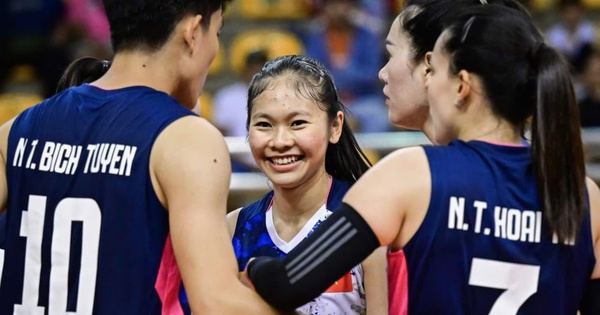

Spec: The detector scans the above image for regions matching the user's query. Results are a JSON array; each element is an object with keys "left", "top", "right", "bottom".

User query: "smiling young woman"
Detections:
[{"left": 227, "top": 55, "right": 388, "bottom": 315}]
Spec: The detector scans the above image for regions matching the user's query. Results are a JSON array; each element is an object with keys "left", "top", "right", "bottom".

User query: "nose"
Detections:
[
  {"left": 378, "top": 66, "right": 387, "bottom": 84},
  {"left": 270, "top": 127, "right": 294, "bottom": 151}
]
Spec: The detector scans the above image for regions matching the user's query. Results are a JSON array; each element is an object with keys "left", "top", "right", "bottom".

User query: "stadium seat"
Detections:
[
  {"left": 209, "top": 46, "right": 226, "bottom": 76},
  {"left": 0, "top": 93, "right": 43, "bottom": 125},
  {"left": 529, "top": 0, "right": 553, "bottom": 11},
  {"left": 229, "top": 30, "right": 305, "bottom": 74},
  {"left": 582, "top": 0, "right": 600, "bottom": 9},
  {"left": 238, "top": 0, "right": 310, "bottom": 19}
]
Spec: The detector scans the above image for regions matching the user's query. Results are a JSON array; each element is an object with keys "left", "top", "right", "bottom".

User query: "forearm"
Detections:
[
  {"left": 247, "top": 203, "right": 380, "bottom": 312},
  {"left": 364, "top": 247, "right": 389, "bottom": 315},
  {"left": 188, "top": 282, "right": 281, "bottom": 315}
]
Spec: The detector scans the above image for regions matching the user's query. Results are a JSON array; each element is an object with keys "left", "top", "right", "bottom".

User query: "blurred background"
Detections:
[{"left": 1, "top": 0, "right": 599, "bottom": 210}]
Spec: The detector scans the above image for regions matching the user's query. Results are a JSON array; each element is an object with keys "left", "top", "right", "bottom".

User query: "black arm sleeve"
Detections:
[
  {"left": 246, "top": 202, "right": 380, "bottom": 312},
  {"left": 580, "top": 278, "right": 600, "bottom": 315}
]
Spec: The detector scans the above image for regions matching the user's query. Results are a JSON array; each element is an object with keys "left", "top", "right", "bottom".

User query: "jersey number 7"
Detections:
[{"left": 469, "top": 257, "right": 540, "bottom": 315}]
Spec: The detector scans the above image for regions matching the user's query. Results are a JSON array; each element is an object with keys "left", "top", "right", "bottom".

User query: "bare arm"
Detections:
[
  {"left": 587, "top": 177, "right": 600, "bottom": 280},
  {"left": 363, "top": 247, "right": 388, "bottom": 315},
  {"left": 227, "top": 207, "right": 242, "bottom": 238},
  {"left": 343, "top": 146, "right": 431, "bottom": 249},
  {"left": 579, "top": 178, "right": 600, "bottom": 315},
  {"left": 245, "top": 147, "right": 430, "bottom": 311},
  {"left": 151, "top": 116, "right": 279, "bottom": 315},
  {"left": 0, "top": 119, "right": 15, "bottom": 215}
]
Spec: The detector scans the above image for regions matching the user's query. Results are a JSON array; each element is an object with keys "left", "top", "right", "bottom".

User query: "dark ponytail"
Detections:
[
  {"left": 56, "top": 57, "right": 111, "bottom": 93},
  {"left": 443, "top": 6, "right": 586, "bottom": 243},
  {"left": 530, "top": 44, "right": 586, "bottom": 243},
  {"left": 324, "top": 101, "right": 371, "bottom": 183}
]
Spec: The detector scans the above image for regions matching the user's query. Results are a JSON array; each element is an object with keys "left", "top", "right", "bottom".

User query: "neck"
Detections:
[
  {"left": 457, "top": 108, "right": 522, "bottom": 145},
  {"left": 457, "top": 99, "right": 522, "bottom": 145},
  {"left": 91, "top": 50, "right": 180, "bottom": 97},
  {"left": 271, "top": 171, "right": 331, "bottom": 225}
]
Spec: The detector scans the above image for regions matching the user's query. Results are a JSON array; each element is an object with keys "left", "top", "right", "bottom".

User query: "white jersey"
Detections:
[{"left": 265, "top": 203, "right": 366, "bottom": 315}]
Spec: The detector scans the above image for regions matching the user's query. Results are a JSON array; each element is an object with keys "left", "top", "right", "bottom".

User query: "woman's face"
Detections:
[
  {"left": 379, "top": 17, "right": 429, "bottom": 130},
  {"left": 424, "top": 31, "right": 462, "bottom": 145},
  {"left": 248, "top": 78, "right": 342, "bottom": 189}
]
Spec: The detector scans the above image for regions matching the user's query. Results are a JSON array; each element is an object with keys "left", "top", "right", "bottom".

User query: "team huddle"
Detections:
[{"left": 0, "top": 0, "right": 598, "bottom": 314}]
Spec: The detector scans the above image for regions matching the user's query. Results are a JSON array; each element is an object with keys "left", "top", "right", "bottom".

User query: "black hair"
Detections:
[
  {"left": 56, "top": 57, "right": 111, "bottom": 93},
  {"left": 102, "top": 0, "right": 231, "bottom": 53},
  {"left": 400, "top": 0, "right": 530, "bottom": 66},
  {"left": 247, "top": 55, "right": 371, "bottom": 183},
  {"left": 443, "top": 5, "right": 586, "bottom": 243}
]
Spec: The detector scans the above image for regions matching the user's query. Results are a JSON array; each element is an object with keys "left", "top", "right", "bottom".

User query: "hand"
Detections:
[{"left": 240, "top": 258, "right": 256, "bottom": 290}]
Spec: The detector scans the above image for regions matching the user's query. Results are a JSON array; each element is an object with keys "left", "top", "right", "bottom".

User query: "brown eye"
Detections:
[
  {"left": 254, "top": 122, "right": 270, "bottom": 128},
  {"left": 291, "top": 120, "right": 307, "bottom": 127}
]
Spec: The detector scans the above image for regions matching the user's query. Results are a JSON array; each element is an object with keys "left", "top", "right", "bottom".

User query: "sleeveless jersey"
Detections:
[
  {"left": 0, "top": 84, "right": 195, "bottom": 314},
  {"left": 389, "top": 140, "right": 596, "bottom": 315},
  {"left": 233, "top": 178, "right": 367, "bottom": 315}
]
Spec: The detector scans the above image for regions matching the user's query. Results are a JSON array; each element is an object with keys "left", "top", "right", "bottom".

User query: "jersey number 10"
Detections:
[{"left": 15, "top": 195, "right": 101, "bottom": 315}]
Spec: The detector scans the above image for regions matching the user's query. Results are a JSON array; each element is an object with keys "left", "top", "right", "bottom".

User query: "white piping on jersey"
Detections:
[{"left": 266, "top": 203, "right": 328, "bottom": 254}]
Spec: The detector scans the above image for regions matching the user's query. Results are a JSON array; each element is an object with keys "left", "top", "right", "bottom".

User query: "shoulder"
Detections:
[
  {"left": 380, "top": 145, "right": 429, "bottom": 170},
  {"left": 0, "top": 118, "right": 15, "bottom": 165},
  {"left": 345, "top": 146, "right": 430, "bottom": 208},
  {"left": 150, "top": 116, "right": 230, "bottom": 203},
  {"left": 236, "top": 191, "right": 275, "bottom": 224},
  {"left": 587, "top": 178, "right": 600, "bottom": 243},
  {"left": 151, "top": 116, "right": 228, "bottom": 174},
  {"left": 154, "top": 116, "right": 225, "bottom": 151},
  {"left": 343, "top": 146, "right": 431, "bottom": 246}
]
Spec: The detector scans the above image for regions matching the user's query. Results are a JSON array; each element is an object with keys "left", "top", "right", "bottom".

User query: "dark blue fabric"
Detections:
[
  {"left": 233, "top": 178, "right": 351, "bottom": 270},
  {"left": 402, "top": 140, "right": 596, "bottom": 314},
  {"left": 0, "top": 84, "right": 194, "bottom": 314}
]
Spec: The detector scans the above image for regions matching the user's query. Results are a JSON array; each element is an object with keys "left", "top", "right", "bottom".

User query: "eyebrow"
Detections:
[{"left": 251, "top": 110, "right": 311, "bottom": 121}]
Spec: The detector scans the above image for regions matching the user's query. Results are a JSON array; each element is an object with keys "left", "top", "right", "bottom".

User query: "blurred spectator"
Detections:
[
  {"left": 303, "top": 0, "right": 390, "bottom": 132},
  {"left": 212, "top": 50, "right": 269, "bottom": 171},
  {"left": 0, "top": 0, "right": 68, "bottom": 97},
  {"left": 0, "top": 0, "right": 111, "bottom": 98},
  {"left": 546, "top": 0, "right": 595, "bottom": 74},
  {"left": 63, "top": 0, "right": 112, "bottom": 59},
  {"left": 578, "top": 49, "right": 600, "bottom": 127}
]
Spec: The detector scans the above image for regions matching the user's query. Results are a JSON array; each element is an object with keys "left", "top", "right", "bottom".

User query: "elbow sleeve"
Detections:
[{"left": 247, "top": 202, "right": 380, "bottom": 311}]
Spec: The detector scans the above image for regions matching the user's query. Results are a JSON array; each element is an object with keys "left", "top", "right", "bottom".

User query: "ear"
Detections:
[
  {"left": 456, "top": 69, "right": 472, "bottom": 101},
  {"left": 329, "top": 111, "right": 344, "bottom": 144},
  {"left": 182, "top": 15, "right": 204, "bottom": 54},
  {"left": 423, "top": 52, "right": 433, "bottom": 77}
]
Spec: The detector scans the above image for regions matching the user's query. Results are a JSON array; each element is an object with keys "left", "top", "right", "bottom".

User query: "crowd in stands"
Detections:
[{"left": 1, "top": 0, "right": 600, "bottom": 132}]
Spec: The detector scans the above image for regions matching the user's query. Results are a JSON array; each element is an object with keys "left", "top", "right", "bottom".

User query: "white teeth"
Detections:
[{"left": 272, "top": 157, "right": 298, "bottom": 165}]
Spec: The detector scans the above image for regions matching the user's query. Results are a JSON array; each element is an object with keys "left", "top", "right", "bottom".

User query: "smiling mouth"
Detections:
[{"left": 269, "top": 156, "right": 301, "bottom": 165}]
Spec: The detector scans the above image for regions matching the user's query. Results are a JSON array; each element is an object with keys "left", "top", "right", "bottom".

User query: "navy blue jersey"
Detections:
[
  {"left": 232, "top": 178, "right": 368, "bottom": 314},
  {"left": 0, "top": 85, "right": 194, "bottom": 314},
  {"left": 393, "top": 140, "right": 596, "bottom": 315},
  {"left": 232, "top": 177, "right": 350, "bottom": 270}
]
